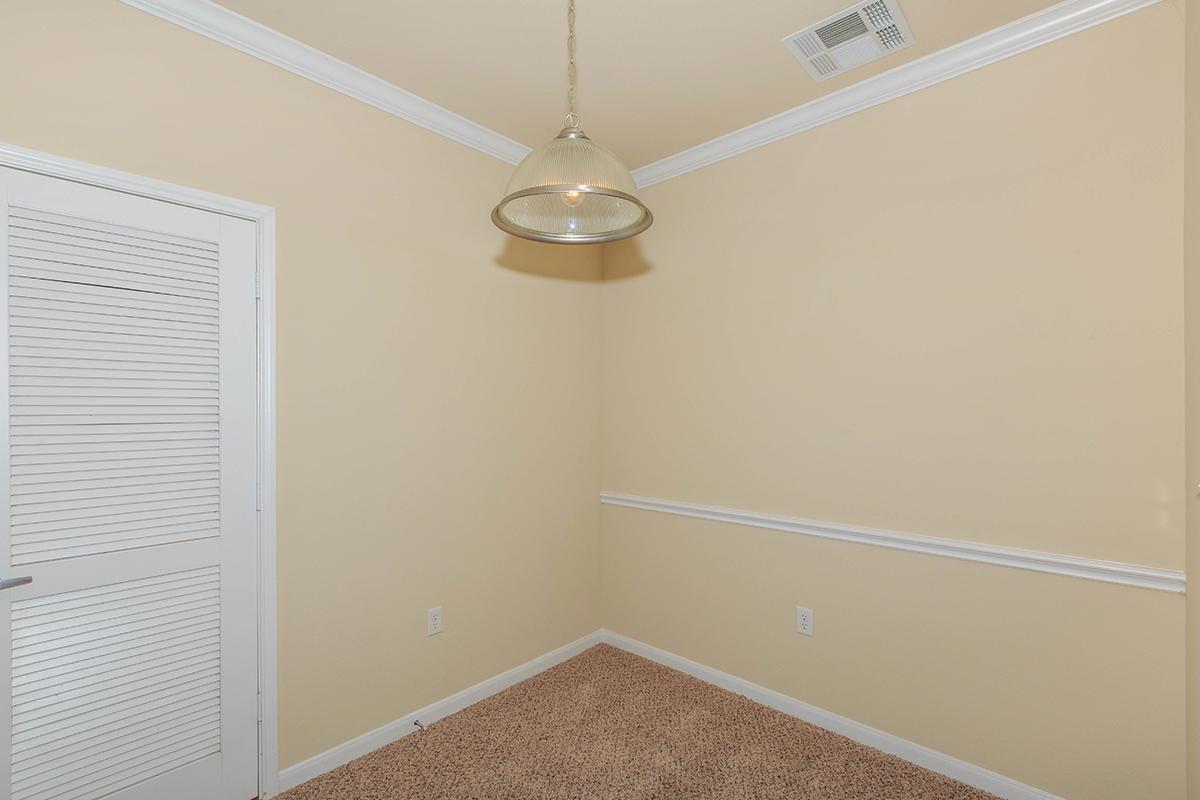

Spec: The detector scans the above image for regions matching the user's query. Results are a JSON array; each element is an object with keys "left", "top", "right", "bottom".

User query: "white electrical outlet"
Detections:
[
  {"left": 796, "top": 606, "right": 814, "bottom": 636},
  {"left": 427, "top": 606, "right": 443, "bottom": 636}
]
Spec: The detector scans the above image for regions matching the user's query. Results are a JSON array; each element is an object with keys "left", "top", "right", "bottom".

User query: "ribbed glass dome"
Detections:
[{"left": 491, "top": 127, "right": 652, "bottom": 244}]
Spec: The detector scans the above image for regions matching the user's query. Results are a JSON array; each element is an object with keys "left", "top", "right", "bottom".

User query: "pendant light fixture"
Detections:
[{"left": 492, "top": 0, "right": 652, "bottom": 244}]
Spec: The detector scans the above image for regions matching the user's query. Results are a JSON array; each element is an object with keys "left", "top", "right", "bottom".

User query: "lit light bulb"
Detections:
[{"left": 561, "top": 190, "right": 584, "bottom": 207}]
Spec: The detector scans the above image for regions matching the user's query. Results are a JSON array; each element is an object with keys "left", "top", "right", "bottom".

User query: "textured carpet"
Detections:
[{"left": 279, "top": 644, "right": 998, "bottom": 799}]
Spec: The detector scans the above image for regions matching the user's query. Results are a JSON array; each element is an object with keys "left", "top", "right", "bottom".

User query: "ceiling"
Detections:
[{"left": 214, "top": 0, "right": 1062, "bottom": 168}]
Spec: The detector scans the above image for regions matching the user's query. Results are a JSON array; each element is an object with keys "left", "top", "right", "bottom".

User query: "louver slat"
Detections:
[
  {"left": 10, "top": 568, "right": 221, "bottom": 800},
  {"left": 9, "top": 204, "right": 220, "bottom": 565},
  {"left": 1, "top": 170, "right": 260, "bottom": 800}
]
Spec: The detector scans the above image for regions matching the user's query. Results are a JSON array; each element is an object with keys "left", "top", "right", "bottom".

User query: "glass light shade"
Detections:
[{"left": 492, "top": 127, "right": 652, "bottom": 244}]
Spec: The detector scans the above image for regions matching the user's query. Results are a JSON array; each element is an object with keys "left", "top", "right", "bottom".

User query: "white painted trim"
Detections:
[
  {"left": 255, "top": 212, "right": 280, "bottom": 797},
  {"left": 600, "top": 492, "right": 1186, "bottom": 593},
  {"left": 277, "top": 631, "right": 606, "bottom": 792},
  {"left": 117, "top": 0, "right": 1161, "bottom": 188},
  {"left": 274, "top": 627, "right": 1062, "bottom": 799},
  {"left": 0, "top": 142, "right": 274, "bottom": 220},
  {"left": 117, "top": 0, "right": 531, "bottom": 166},
  {"left": 598, "top": 630, "right": 1064, "bottom": 800},
  {"left": 0, "top": 141, "right": 282, "bottom": 799},
  {"left": 631, "top": 0, "right": 1166, "bottom": 187}
]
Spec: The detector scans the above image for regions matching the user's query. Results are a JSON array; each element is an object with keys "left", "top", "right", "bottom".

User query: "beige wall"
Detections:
[
  {"left": 602, "top": 4, "right": 1187, "bottom": 798},
  {"left": 0, "top": 0, "right": 604, "bottom": 769},
  {"left": 0, "top": 0, "right": 1193, "bottom": 797},
  {"left": 1187, "top": 0, "right": 1200, "bottom": 794}
]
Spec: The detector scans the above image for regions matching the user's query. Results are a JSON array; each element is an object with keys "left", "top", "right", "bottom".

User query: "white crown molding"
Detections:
[
  {"left": 119, "top": 0, "right": 1161, "bottom": 186},
  {"left": 600, "top": 492, "right": 1186, "bottom": 593},
  {"left": 118, "top": 0, "right": 532, "bottom": 166},
  {"left": 631, "top": 0, "right": 1166, "bottom": 187},
  {"left": 600, "top": 631, "right": 1064, "bottom": 800}
]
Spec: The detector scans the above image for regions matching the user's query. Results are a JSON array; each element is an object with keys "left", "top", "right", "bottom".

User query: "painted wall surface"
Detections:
[
  {"left": 0, "top": 0, "right": 1193, "bottom": 797},
  {"left": 601, "top": 5, "right": 1187, "bottom": 798},
  {"left": 0, "top": 0, "right": 604, "bottom": 769},
  {"left": 1186, "top": 0, "right": 1200, "bottom": 795}
]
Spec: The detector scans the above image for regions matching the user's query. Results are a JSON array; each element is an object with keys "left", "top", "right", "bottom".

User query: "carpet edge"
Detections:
[
  {"left": 275, "top": 630, "right": 606, "bottom": 794},
  {"left": 598, "top": 629, "right": 1064, "bottom": 800}
]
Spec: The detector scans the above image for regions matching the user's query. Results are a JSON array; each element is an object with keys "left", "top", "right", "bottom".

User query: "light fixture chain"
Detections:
[{"left": 566, "top": 0, "right": 577, "bottom": 125}]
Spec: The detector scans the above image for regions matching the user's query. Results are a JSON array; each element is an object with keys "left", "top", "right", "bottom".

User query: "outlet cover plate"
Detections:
[{"left": 796, "top": 606, "right": 814, "bottom": 636}]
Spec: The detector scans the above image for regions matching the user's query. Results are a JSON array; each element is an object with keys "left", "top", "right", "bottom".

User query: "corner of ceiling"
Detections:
[
  {"left": 117, "top": 0, "right": 533, "bottom": 165},
  {"left": 121, "top": 0, "right": 1165, "bottom": 191},
  {"left": 628, "top": 0, "right": 1166, "bottom": 188}
]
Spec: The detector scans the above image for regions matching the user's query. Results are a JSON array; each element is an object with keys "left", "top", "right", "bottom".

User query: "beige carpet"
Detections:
[{"left": 279, "top": 644, "right": 998, "bottom": 799}]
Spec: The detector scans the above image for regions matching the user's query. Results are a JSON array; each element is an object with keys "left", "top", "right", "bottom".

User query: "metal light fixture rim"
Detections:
[{"left": 491, "top": 183, "right": 654, "bottom": 245}]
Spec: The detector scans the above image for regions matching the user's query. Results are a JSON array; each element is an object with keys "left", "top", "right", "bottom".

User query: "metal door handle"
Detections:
[{"left": 0, "top": 576, "right": 32, "bottom": 591}]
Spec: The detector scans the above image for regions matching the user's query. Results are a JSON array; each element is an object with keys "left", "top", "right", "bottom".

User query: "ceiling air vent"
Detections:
[{"left": 782, "top": 0, "right": 914, "bottom": 82}]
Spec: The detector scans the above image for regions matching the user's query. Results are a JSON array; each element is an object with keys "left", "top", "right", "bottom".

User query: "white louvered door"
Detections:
[{"left": 0, "top": 167, "right": 259, "bottom": 800}]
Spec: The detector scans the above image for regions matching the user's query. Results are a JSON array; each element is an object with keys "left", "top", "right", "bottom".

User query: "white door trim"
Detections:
[{"left": 0, "top": 142, "right": 281, "bottom": 798}]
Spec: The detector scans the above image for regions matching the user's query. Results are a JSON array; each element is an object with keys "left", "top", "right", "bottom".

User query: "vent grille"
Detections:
[
  {"left": 877, "top": 23, "right": 905, "bottom": 49},
  {"left": 861, "top": 0, "right": 893, "bottom": 26},
  {"left": 815, "top": 13, "right": 868, "bottom": 48},
  {"left": 809, "top": 54, "right": 838, "bottom": 77},
  {"left": 782, "top": 0, "right": 914, "bottom": 82},
  {"left": 791, "top": 31, "right": 824, "bottom": 59}
]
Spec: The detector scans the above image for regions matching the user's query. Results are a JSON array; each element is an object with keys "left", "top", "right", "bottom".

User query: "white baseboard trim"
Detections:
[
  {"left": 598, "top": 630, "right": 1064, "bottom": 800},
  {"left": 275, "top": 630, "right": 605, "bottom": 793},
  {"left": 600, "top": 492, "right": 1186, "bottom": 594},
  {"left": 277, "top": 627, "right": 1062, "bottom": 800}
]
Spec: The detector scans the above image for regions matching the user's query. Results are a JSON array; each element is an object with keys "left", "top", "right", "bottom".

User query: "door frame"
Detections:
[{"left": 0, "top": 142, "right": 281, "bottom": 798}]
